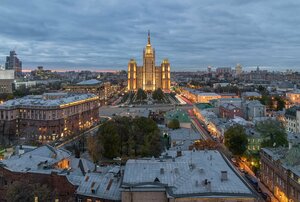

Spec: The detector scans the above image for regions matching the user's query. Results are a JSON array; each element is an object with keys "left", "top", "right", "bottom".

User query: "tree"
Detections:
[
  {"left": 224, "top": 125, "right": 248, "bottom": 156},
  {"left": 87, "top": 135, "right": 103, "bottom": 170},
  {"left": 92, "top": 116, "right": 162, "bottom": 159},
  {"left": 6, "top": 181, "right": 53, "bottom": 202},
  {"left": 274, "top": 96, "right": 285, "bottom": 111},
  {"left": 98, "top": 121, "right": 121, "bottom": 158},
  {"left": 255, "top": 119, "right": 288, "bottom": 148},
  {"left": 152, "top": 88, "right": 164, "bottom": 101},
  {"left": 136, "top": 88, "right": 147, "bottom": 101},
  {"left": 257, "top": 85, "right": 268, "bottom": 95},
  {"left": 167, "top": 119, "right": 180, "bottom": 129}
]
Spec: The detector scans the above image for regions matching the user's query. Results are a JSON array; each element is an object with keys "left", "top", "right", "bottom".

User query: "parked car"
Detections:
[
  {"left": 261, "top": 192, "right": 271, "bottom": 202},
  {"left": 245, "top": 174, "right": 258, "bottom": 189},
  {"left": 256, "top": 187, "right": 262, "bottom": 193}
]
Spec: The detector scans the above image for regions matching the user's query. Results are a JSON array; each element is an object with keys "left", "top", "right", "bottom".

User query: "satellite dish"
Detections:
[{"left": 273, "top": 142, "right": 276, "bottom": 147}]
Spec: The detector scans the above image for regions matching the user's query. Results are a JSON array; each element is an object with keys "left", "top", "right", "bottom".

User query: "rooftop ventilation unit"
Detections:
[{"left": 221, "top": 171, "right": 228, "bottom": 181}]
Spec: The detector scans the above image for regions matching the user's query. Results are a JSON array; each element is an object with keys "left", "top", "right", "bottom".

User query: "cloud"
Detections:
[{"left": 0, "top": 0, "right": 299, "bottom": 71}]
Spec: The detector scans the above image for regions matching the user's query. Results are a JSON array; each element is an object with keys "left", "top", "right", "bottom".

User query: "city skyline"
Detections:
[{"left": 1, "top": 0, "right": 300, "bottom": 71}]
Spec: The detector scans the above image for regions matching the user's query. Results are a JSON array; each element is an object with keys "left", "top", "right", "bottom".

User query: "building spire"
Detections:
[{"left": 148, "top": 30, "right": 151, "bottom": 44}]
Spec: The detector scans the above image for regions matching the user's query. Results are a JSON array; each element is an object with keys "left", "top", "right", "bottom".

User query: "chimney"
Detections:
[
  {"left": 199, "top": 168, "right": 204, "bottom": 174},
  {"left": 289, "top": 142, "right": 294, "bottom": 150},
  {"left": 174, "top": 168, "right": 179, "bottom": 174},
  {"left": 176, "top": 150, "right": 182, "bottom": 157},
  {"left": 160, "top": 168, "right": 164, "bottom": 174},
  {"left": 206, "top": 181, "right": 211, "bottom": 191},
  {"left": 221, "top": 171, "right": 228, "bottom": 181},
  {"left": 189, "top": 163, "right": 196, "bottom": 170}
]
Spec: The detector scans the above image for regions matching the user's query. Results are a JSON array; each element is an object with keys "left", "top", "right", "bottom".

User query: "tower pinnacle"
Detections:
[{"left": 148, "top": 30, "right": 151, "bottom": 44}]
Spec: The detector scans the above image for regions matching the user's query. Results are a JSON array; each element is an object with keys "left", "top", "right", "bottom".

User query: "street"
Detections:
[{"left": 186, "top": 108, "right": 269, "bottom": 202}]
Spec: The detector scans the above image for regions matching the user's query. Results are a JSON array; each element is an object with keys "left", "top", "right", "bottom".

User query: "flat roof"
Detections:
[{"left": 0, "top": 93, "right": 98, "bottom": 109}]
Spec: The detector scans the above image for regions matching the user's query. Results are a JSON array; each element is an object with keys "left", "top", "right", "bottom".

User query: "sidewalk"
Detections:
[{"left": 240, "top": 161, "right": 278, "bottom": 202}]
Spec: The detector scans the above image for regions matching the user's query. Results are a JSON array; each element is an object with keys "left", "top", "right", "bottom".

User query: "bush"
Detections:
[{"left": 167, "top": 119, "right": 180, "bottom": 129}]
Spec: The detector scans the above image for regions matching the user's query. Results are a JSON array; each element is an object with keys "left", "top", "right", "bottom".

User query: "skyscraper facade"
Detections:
[
  {"left": 5, "top": 50, "right": 22, "bottom": 77},
  {"left": 128, "top": 31, "right": 170, "bottom": 91}
]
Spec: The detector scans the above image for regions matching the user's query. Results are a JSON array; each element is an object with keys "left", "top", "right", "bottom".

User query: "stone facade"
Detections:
[
  {"left": 127, "top": 31, "right": 170, "bottom": 91},
  {"left": 64, "top": 80, "right": 114, "bottom": 105},
  {"left": 260, "top": 147, "right": 300, "bottom": 202},
  {"left": 0, "top": 93, "right": 100, "bottom": 142}
]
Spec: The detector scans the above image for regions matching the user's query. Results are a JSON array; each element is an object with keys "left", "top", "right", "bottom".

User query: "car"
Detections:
[
  {"left": 231, "top": 158, "right": 237, "bottom": 163},
  {"left": 245, "top": 174, "right": 259, "bottom": 188},
  {"left": 256, "top": 187, "right": 262, "bottom": 193},
  {"left": 113, "top": 157, "right": 122, "bottom": 161},
  {"left": 261, "top": 192, "right": 271, "bottom": 201}
]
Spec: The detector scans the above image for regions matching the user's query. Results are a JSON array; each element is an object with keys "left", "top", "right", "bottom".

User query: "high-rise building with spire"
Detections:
[{"left": 128, "top": 31, "right": 170, "bottom": 91}]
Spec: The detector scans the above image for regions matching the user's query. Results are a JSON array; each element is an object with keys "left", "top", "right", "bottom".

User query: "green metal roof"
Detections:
[
  {"left": 194, "top": 103, "right": 213, "bottom": 110},
  {"left": 165, "top": 109, "right": 191, "bottom": 123}
]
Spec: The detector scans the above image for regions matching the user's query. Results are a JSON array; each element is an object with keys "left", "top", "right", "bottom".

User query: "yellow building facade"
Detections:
[{"left": 128, "top": 31, "right": 170, "bottom": 91}]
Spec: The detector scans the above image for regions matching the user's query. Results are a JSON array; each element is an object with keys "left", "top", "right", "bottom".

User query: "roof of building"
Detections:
[
  {"left": 262, "top": 146, "right": 300, "bottom": 177},
  {"left": 68, "top": 167, "right": 121, "bottom": 200},
  {"left": 194, "top": 103, "right": 213, "bottom": 110},
  {"left": 77, "top": 79, "right": 102, "bottom": 85},
  {"left": 166, "top": 128, "right": 200, "bottom": 141},
  {"left": 241, "top": 92, "right": 262, "bottom": 97},
  {"left": 183, "top": 88, "right": 220, "bottom": 97},
  {"left": 285, "top": 106, "right": 300, "bottom": 118},
  {"left": 230, "top": 116, "right": 252, "bottom": 126},
  {"left": 119, "top": 108, "right": 150, "bottom": 118},
  {"left": 245, "top": 100, "right": 264, "bottom": 107},
  {"left": 245, "top": 128, "right": 261, "bottom": 138},
  {"left": 0, "top": 145, "right": 122, "bottom": 200},
  {"left": 286, "top": 90, "right": 300, "bottom": 95},
  {"left": 165, "top": 109, "right": 191, "bottom": 123},
  {"left": 166, "top": 128, "right": 201, "bottom": 151},
  {"left": 220, "top": 103, "right": 240, "bottom": 110},
  {"left": 197, "top": 92, "right": 220, "bottom": 97},
  {"left": 122, "top": 150, "right": 256, "bottom": 198},
  {"left": 0, "top": 93, "right": 98, "bottom": 109},
  {"left": 278, "top": 81, "right": 294, "bottom": 89},
  {"left": 1, "top": 145, "right": 71, "bottom": 173},
  {"left": 218, "top": 98, "right": 242, "bottom": 102}
]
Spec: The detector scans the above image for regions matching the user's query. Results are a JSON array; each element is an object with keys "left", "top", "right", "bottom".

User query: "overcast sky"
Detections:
[{"left": 0, "top": 0, "right": 300, "bottom": 71}]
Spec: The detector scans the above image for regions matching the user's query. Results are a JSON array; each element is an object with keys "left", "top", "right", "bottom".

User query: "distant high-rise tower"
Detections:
[
  {"left": 5, "top": 50, "right": 22, "bottom": 77},
  {"left": 235, "top": 64, "right": 242, "bottom": 75},
  {"left": 128, "top": 31, "right": 170, "bottom": 91},
  {"left": 207, "top": 66, "right": 212, "bottom": 73}
]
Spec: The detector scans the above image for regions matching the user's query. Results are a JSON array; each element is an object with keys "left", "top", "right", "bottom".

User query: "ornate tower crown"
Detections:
[{"left": 145, "top": 30, "right": 153, "bottom": 55}]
